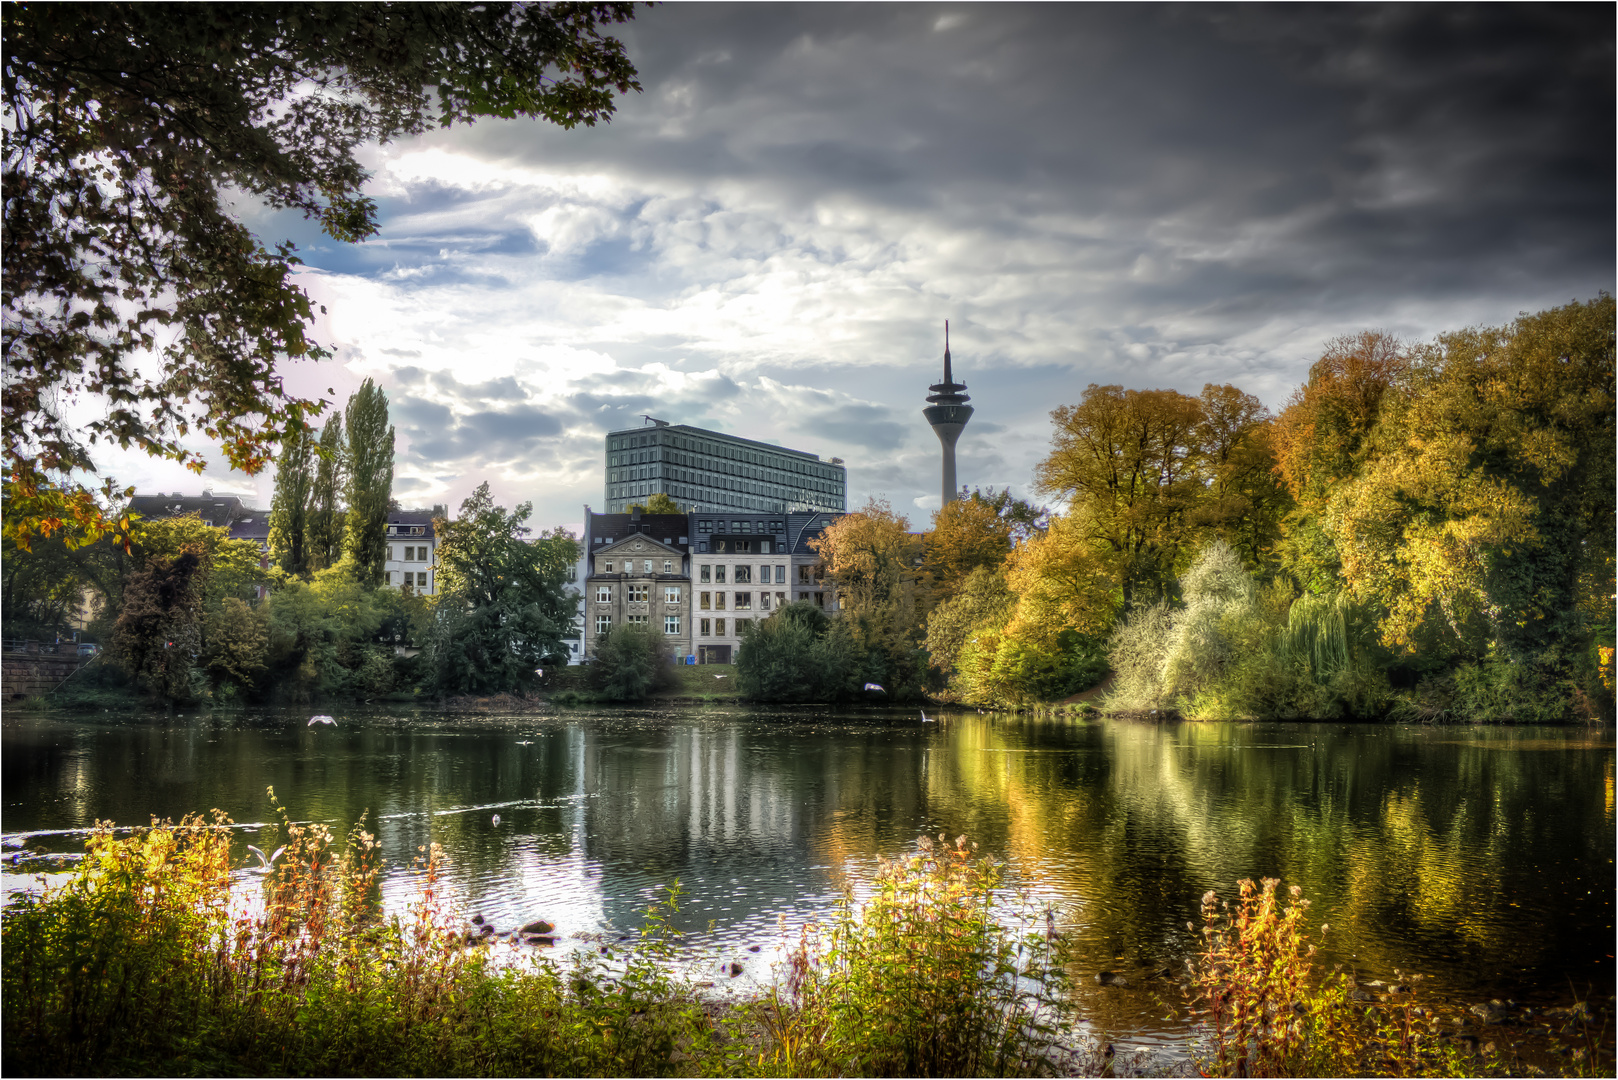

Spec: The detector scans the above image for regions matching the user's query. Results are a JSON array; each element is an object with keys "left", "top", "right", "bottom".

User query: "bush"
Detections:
[
  {"left": 590, "top": 623, "right": 675, "bottom": 702},
  {"left": 755, "top": 834, "right": 1077, "bottom": 1077},
  {"left": 1188, "top": 878, "right": 1513, "bottom": 1078}
]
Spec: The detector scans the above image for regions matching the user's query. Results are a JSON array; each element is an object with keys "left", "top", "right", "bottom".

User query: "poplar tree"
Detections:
[
  {"left": 343, "top": 380, "right": 394, "bottom": 587},
  {"left": 267, "top": 422, "right": 314, "bottom": 576},
  {"left": 306, "top": 416, "right": 346, "bottom": 572}
]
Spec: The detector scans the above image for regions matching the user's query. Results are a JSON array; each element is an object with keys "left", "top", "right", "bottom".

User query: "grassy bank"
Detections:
[{"left": 2, "top": 809, "right": 1607, "bottom": 1077}]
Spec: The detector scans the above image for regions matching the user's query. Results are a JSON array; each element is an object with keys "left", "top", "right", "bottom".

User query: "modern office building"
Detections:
[
  {"left": 923, "top": 322, "right": 973, "bottom": 506},
  {"left": 602, "top": 419, "right": 846, "bottom": 515}
]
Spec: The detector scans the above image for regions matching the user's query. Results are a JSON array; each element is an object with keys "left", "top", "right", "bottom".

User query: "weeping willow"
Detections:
[{"left": 1276, "top": 593, "right": 1351, "bottom": 681}]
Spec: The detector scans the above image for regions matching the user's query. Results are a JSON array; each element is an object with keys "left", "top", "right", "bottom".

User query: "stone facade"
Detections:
[{"left": 582, "top": 515, "right": 693, "bottom": 661}]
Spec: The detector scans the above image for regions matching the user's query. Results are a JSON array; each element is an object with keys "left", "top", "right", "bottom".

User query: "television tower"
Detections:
[{"left": 923, "top": 321, "right": 973, "bottom": 506}]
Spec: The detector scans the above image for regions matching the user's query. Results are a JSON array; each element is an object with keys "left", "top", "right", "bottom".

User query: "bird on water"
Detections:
[{"left": 308, "top": 714, "right": 336, "bottom": 726}]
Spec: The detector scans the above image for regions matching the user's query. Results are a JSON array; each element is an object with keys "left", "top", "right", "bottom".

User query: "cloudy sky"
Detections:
[{"left": 133, "top": 4, "right": 1613, "bottom": 530}]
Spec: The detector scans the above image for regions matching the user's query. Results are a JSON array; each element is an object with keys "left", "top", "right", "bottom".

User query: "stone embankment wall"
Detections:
[{"left": 3, "top": 643, "right": 94, "bottom": 699}]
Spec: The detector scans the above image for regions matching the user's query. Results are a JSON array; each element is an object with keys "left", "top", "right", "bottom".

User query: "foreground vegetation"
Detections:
[{"left": 3, "top": 808, "right": 1605, "bottom": 1077}]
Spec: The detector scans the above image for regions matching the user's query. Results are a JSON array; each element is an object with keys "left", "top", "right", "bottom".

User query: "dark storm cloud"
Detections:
[{"left": 436, "top": 3, "right": 1609, "bottom": 312}]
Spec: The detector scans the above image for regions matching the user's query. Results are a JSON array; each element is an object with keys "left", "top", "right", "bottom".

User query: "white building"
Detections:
[{"left": 383, "top": 508, "right": 443, "bottom": 594}]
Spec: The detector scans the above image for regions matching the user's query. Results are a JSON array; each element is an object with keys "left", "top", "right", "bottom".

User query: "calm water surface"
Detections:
[{"left": 3, "top": 706, "right": 1613, "bottom": 1047}]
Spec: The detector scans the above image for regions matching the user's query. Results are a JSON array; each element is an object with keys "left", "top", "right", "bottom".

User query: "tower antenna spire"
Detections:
[{"left": 923, "top": 320, "right": 973, "bottom": 506}]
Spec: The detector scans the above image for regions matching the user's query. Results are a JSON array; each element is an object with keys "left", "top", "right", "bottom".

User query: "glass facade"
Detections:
[{"left": 602, "top": 422, "right": 847, "bottom": 514}]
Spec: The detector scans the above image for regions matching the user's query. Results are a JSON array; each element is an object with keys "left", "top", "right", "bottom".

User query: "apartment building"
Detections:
[
  {"left": 582, "top": 511, "right": 693, "bottom": 661},
  {"left": 602, "top": 418, "right": 846, "bottom": 515},
  {"left": 127, "top": 490, "right": 271, "bottom": 597},
  {"left": 581, "top": 509, "right": 842, "bottom": 665},
  {"left": 383, "top": 509, "right": 444, "bottom": 595}
]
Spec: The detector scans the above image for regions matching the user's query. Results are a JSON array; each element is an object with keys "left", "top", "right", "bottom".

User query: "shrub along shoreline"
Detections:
[{"left": 2, "top": 807, "right": 1606, "bottom": 1077}]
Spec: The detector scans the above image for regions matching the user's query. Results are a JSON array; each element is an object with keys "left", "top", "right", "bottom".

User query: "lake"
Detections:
[{"left": 3, "top": 705, "right": 1612, "bottom": 1050}]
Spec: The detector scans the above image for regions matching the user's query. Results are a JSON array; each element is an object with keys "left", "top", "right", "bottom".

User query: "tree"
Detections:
[
  {"left": 922, "top": 488, "right": 1043, "bottom": 606},
  {"left": 1191, "top": 384, "right": 1291, "bottom": 569},
  {"left": 924, "top": 567, "right": 1015, "bottom": 675},
  {"left": 1270, "top": 332, "right": 1407, "bottom": 591},
  {"left": 810, "top": 498, "right": 928, "bottom": 697},
  {"left": 1033, "top": 385, "right": 1206, "bottom": 609},
  {"left": 1331, "top": 297, "right": 1615, "bottom": 670},
  {"left": 267, "top": 423, "right": 314, "bottom": 577},
  {"left": 306, "top": 416, "right": 346, "bottom": 572},
  {"left": 3, "top": 3, "right": 642, "bottom": 548},
  {"left": 629, "top": 493, "right": 681, "bottom": 514},
  {"left": 429, "top": 483, "right": 579, "bottom": 695},
  {"left": 112, "top": 549, "right": 207, "bottom": 702},
  {"left": 342, "top": 380, "right": 394, "bottom": 588},
  {"left": 737, "top": 602, "right": 862, "bottom": 702}
]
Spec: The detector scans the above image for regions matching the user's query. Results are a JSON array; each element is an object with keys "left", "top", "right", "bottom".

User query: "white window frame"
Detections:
[
  {"left": 665, "top": 586, "right": 682, "bottom": 604},
  {"left": 665, "top": 614, "right": 681, "bottom": 635},
  {"left": 595, "top": 585, "right": 612, "bottom": 603}
]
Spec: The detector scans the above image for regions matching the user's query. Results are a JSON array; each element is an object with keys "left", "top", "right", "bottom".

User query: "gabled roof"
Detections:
[
  {"left": 595, "top": 532, "right": 684, "bottom": 558},
  {"left": 587, "top": 512, "right": 690, "bottom": 551}
]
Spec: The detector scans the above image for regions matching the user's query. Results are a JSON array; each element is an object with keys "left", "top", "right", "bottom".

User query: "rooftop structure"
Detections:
[
  {"left": 603, "top": 420, "right": 846, "bottom": 515},
  {"left": 922, "top": 322, "right": 973, "bottom": 506}
]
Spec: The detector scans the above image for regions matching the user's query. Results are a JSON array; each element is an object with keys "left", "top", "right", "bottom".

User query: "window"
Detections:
[
  {"left": 798, "top": 564, "right": 811, "bottom": 583},
  {"left": 700, "top": 618, "right": 711, "bottom": 637},
  {"left": 388, "top": 546, "right": 395, "bottom": 561},
  {"left": 628, "top": 584, "right": 649, "bottom": 602},
  {"left": 411, "top": 526, "right": 424, "bottom": 536},
  {"left": 715, "top": 592, "right": 727, "bottom": 610},
  {"left": 714, "top": 618, "right": 726, "bottom": 636},
  {"left": 760, "top": 539, "right": 771, "bottom": 554},
  {"left": 776, "top": 591, "right": 787, "bottom": 607},
  {"left": 665, "top": 614, "right": 681, "bottom": 635},
  {"left": 737, "top": 520, "right": 752, "bottom": 534},
  {"left": 627, "top": 613, "right": 648, "bottom": 625},
  {"left": 770, "top": 520, "right": 783, "bottom": 532},
  {"left": 799, "top": 592, "right": 810, "bottom": 601},
  {"left": 389, "top": 526, "right": 398, "bottom": 535},
  {"left": 735, "top": 565, "right": 752, "bottom": 584},
  {"left": 665, "top": 586, "right": 682, "bottom": 604},
  {"left": 642, "top": 559, "right": 653, "bottom": 573},
  {"left": 700, "top": 592, "right": 711, "bottom": 610},
  {"left": 760, "top": 593, "right": 772, "bottom": 611},
  {"left": 663, "top": 559, "right": 673, "bottom": 574},
  {"left": 775, "top": 565, "right": 787, "bottom": 583},
  {"left": 595, "top": 586, "right": 612, "bottom": 602},
  {"left": 698, "top": 519, "right": 713, "bottom": 534},
  {"left": 715, "top": 565, "right": 727, "bottom": 584},
  {"left": 596, "top": 614, "right": 612, "bottom": 634},
  {"left": 735, "top": 592, "right": 752, "bottom": 610},
  {"left": 604, "top": 560, "right": 615, "bottom": 572},
  {"left": 736, "top": 539, "right": 753, "bottom": 553},
  {"left": 700, "top": 564, "right": 711, "bottom": 582}
]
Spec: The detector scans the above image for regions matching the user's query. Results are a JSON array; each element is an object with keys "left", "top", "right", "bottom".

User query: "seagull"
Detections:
[
  {"left": 864, "top": 682, "right": 884, "bottom": 692},
  {"left": 492, "top": 814, "right": 501, "bottom": 826},
  {"left": 920, "top": 710, "right": 936, "bottom": 723},
  {"left": 245, "top": 844, "right": 286, "bottom": 873},
  {"left": 308, "top": 714, "right": 336, "bottom": 726},
  {"left": 714, "top": 674, "right": 728, "bottom": 679}
]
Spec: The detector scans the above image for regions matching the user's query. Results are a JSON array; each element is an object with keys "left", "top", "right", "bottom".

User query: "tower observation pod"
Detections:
[{"left": 923, "top": 321, "right": 974, "bottom": 506}]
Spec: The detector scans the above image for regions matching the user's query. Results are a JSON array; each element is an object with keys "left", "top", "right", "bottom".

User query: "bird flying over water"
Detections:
[
  {"left": 920, "top": 710, "right": 935, "bottom": 722},
  {"left": 492, "top": 814, "right": 501, "bottom": 826},
  {"left": 714, "top": 674, "right": 728, "bottom": 679},
  {"left": 864, "top": 682, "right": 884, "bottom": 692},
  {"left": 308, "top": 715, "right": 336, "bottom": 726},
  {"left": 245, "top": 844, "right": 286, "bottom": 873}
]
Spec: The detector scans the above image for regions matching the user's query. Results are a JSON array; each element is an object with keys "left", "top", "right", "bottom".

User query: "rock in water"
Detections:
[
  {"left": 729, "top": 961, "right": 743, "bottom": 977},
  {"left": 520, "top": 919, "right": 555, "bottom": 935}
]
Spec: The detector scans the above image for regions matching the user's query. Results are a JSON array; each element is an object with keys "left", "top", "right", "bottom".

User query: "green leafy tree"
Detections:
[
  {"left": 111, "top": 550, "right": 208, "bottom": 702},
  {"left": 342, "top": 380, "right": 394, "bottom": 588},
  {"left": 268, "top": 422, "right": 315, "bottom": 577},
  {"left": 3, "top": 2, "right": 642, "bottom": 550},
  {"left": 629, "top": 493, "right": 681, "bottom": 514},
  {"left": 737, "top": 602, "right": 863, "bottom": 702},
  {"left": 924, "top": 567, "right": 1016, "bottom": 675},
  {"left": 204, "top": 597, "right": 270, "bottom": 695},
  {"left": 306, "top": 416, "right": 346, "bottom": 572},
  {"left": 1033, "top": 385, "right": 1207, "bottom": 610},
  {"left": 429, "top": 483, "right": 579, "bottom": 695}
]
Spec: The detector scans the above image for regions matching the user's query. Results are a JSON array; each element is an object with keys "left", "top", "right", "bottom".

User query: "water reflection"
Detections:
[{"left": 3, "top": 707, "right": 1612, "bottom": 1043}]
